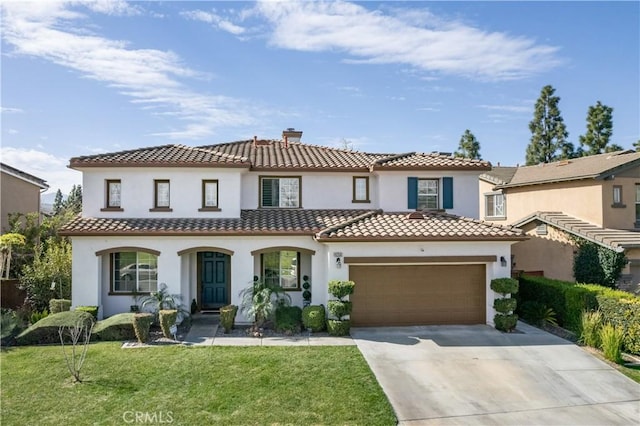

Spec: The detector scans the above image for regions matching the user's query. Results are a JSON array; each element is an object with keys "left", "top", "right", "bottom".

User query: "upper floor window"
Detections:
[
  {"left": 352, "top": 176, "right": 370, "bottom": 203},
  {"left": 262, "top": 250, "right": 299, "bottom": 290},
  {"left": 111, "top": 251, "right": 158, "bottom": 294},
  {"left": 612, "top": 185, "right": 624, "bottom": 207},
  {"left": 408, "top": 177, "right": 453, "bottom": 210},
  {"left": 154, "top": 180, "right": 170, "bottom": 209},
  {"left": 485, "top": 193, "right": 506, "bottom": 218},
  {"left": 105, "top": 179, "right": 121, "bottom": 209},
  {"left": 635, "top": 184, "right": 640, "bottom": 226},
  {"left": 261, "top": 177, "right": 300, "bottom": 208},
  {"left": 418, "top": 179, "right": 438, "bottom": 209},
  {"left": 200, "top": 180, "right": 219, "bottom": 210}
]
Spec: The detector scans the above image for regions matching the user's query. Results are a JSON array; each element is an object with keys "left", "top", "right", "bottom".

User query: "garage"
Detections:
[{"left": 349, "top": 264, "right": 486, "bottom": 326}]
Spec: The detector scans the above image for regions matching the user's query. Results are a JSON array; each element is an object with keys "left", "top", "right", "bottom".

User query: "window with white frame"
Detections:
[
  {"left": 111, "top": 252, "right": 158, "bottom": 293},
  {"left": 417, "top": 179, "right": 438, "bottom": 209},
  {"left": 261, "top": 177, "right": 300, "bottom": 208},
  {"left": 106, "top": 179, "right": 121, "bottom": 208},
  {"left": 262, "top": 250, "right": 299, "bottom": 289},
  {"left": 154, "top": 180, "right": 170, "bottom": 208},
  {"left": 485, "top": 193, "right": 506, "bottom": 218}
]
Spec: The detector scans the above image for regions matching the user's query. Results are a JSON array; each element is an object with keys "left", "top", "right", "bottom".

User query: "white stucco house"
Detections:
[{"left": 60, "top": 129, "right": 525, "bottom": 325}]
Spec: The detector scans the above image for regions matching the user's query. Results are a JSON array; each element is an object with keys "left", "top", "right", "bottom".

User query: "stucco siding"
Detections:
[
  {"left": 601, "top": 176, "right": 640, "bottom": 229},
  {"left": 1, "top": 171, "right": 42, "bottom": 232}
]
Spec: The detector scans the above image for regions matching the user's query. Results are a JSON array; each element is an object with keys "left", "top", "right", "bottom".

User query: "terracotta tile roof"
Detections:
[
  {"left": 69, "top": 144, "right": 249, "bottom": 168},
  {"left": 513, "top": 212, "right": 640, "bottom": 251},
  {"left": 1, "top": 162, "right": 49, "bottom": 189},
  {"left": 58, "top": 209, "right": 374, "bottom": 236},
  {"left": 479, "top": 166, "right": 518, "bottom": 185},
  {"left": 315, "top": 210, "right": 526, "bottom": 242},
  {"left": 496, "top": 151, "right": 640, "bottom": 188},
  {"left": 69, "top": 139, "right": 491, "bottom": 171}
]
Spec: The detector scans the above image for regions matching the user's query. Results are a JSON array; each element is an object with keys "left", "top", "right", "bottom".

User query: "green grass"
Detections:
[
  {"left": 1, "top": 343, "right": 396, "bottom": 425},
  {"left": 617, "top": 364, "right": 640, "bottom": 383}
]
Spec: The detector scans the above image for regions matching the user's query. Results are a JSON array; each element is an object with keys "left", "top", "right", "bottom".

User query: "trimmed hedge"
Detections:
[
  {"left": 92, "top": 313, "right": 136, "bottom": 341},
  {"left": 159, "top": 309, "right": 178, "bottom": 339},
  {"left": 16, "top": 311, "right": 94, "bottom": 345},
  {"left": 327, "top": 300, "right": 352, "bottom": 320},
  {"left": 490, "top": 278, "right": 518, "bottom": 295},
  {"left": 133, "top": 313, "right": 154, "bottom": 343},
  {"left": 328, "top": 280, "right": 355, "bottom": 300},
  {"left": 220, "top": 304, "right": 238, "bottom": 334},
  {"left": 302, "top": 305, "right": 326, "bottom": 332},
  {"left": 75, "top": 306, "right": 99, "bottom": 320},
  {"left": 275, "top": 306, "right": 302, "bottom": 334},
  {"left": 327, "top": 319, "right": 351, "bottom": 336},
  {"left": 49, "top": 299, "right": 71, "bottom": 314},
  {"left": 493, "top": 298, "right": 517, "bottom": 314},
  {"left": 517, "top": 275, "right": 640, "bottom": 354}
]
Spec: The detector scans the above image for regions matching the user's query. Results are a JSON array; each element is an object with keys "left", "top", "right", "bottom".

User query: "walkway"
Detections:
[{"left": 182, "top": 314, "right": 354, "bottom": 346}]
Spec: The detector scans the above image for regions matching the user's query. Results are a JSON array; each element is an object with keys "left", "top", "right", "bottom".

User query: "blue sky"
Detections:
[{"left": 1, "top": 1, "right": 638, "bottom": 195}]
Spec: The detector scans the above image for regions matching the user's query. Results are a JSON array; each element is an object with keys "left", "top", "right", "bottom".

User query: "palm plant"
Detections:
[
  {"left": 139, "top": 283, "right": 189, "bottom": 324},
  {"left": 239, "top": 278, "right": 291, "bottom": 330}
]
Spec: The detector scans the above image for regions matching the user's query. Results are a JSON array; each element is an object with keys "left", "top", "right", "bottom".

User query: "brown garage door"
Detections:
[{"left": 349, "top": 264, "right": 486, "bottom": 326}]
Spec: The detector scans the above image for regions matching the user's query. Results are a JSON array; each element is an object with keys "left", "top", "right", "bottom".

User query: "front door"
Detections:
[{"left": 200, "top": 252, "right": 229, "bottom": 309}]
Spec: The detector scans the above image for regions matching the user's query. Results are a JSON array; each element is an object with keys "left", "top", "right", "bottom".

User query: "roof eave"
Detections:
[{"left": 315, "top": 235, "right": 528, "bottom": 243}]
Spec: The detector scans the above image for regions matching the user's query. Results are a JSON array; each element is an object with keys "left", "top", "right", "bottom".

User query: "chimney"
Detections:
[
  {"left": 282, "top": 128, "right": 303, "bottom": 143},
  {"left": 283, "top": 135, "right": 289, "bottom": 148},
  {"left": 253, "top": 135, "right": 257, "bottom": 147}
]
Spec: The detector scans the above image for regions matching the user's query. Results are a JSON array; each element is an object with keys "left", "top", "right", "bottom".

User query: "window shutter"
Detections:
[
  {"left": 407, "top": 177, "right": 417, "bottom": 209},
  {"left": 443, "top": 177, "right": 453, "bottom": 209}
]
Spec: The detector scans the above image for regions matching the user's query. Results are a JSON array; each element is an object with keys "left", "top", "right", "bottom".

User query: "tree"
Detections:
[
  {"left": 526, "top": 85, "right": 570, "bottom": 165},
  {"left": 578, "top": 101, "right": 615, "bottom": 156},
  {"left": 634, "top": 140, "right": 640, "bottom": 152},
  {"left": 65, "top": 185, "right": 82, "bottom": 214},
  {"left": 455, "top": 129, "right": 482, "bottom": 159},
  {"left": 573, "top": 239, "right": 627, "bottom": 288},
  {"left": 0, "top": 233, "right": 27, "bottom": 279},
  {"left": 53, "top": 189, "right": 64, "bottom": 215}
]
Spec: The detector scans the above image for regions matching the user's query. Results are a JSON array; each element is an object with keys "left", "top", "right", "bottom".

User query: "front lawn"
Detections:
[{"left": 1, "top": 343, "right": 395, "bottom": 425}]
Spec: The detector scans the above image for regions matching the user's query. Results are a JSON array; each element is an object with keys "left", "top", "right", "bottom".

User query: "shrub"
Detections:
[
  {"left": 574, "top": 240, "right": 627, "bottom": 288},
  {"left": 327, "top": 300, "right": 352, "bottom": 319},
  {"left": 239, "top": 279, "right": 291, "bottom": 329},
  {"left": 75, "top": 306, "right": 98, "bottom": 320},
  {"left": 132, "top": 313, "right": 154, "bottom": 343},
  {"left": 494, "top": 314, "right": 518, "bottom": 332},
  {"left": 275, "top": 306, "right": 302, "bottom": 334},
  {"left": 92, "top": 313, "right": 136, "bottom": 341},
  {"left": 328, "top": 280, "right": 355, "bottom": 300},
  {"left": 596, "top": 295, "right": 640, "bottom": 354},
  {"left": 493, "top": 298, "right": 517, "bottom": 314},
  {"left": 16, "top": 311, "right": 94, "bottom": 345},
  {"left": 159, "top": 309, "right": 178, "bottom": 339},
  {"left": 600, "top": 323, "right": 624, "bottom": 363},
  {"left": 490, "top": 278, "right": 518, "bottom": 295},
  {"left": 302, "top": 305, "right": 326, "bottom": 332},
  {"left": 327, "top": 319, "right": 351, "bottom": 336},
  {"left": 220, "top": 304, "right": 238, "bottom": 334},
  {"left": 520, "top": 301, "right": 546, "bottom": 324},
  {"left": 1, "top": 309, "right": 25, "bottom": 345},
  {"left": 30, "top": 309, "right": 49, "bottom": 324},
  {"left": 49, "top": 299, "right": 71, "bottom": 314},
  {"left": 580, "top": 310, "right": 602, "bottom": 348}
]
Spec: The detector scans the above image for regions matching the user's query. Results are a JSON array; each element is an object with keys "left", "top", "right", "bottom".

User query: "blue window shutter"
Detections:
[
  {"left": 443, "top": 177, "right": 453, "bottom": 209},
  {"left": 407, "top": 177, "right": 418, "bottom": 209}
]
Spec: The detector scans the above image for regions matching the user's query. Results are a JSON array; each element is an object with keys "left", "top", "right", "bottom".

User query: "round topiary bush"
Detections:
[
  {"left": 328, "top": 280, "right": 355, "bottom": 300},
  {"left": 327, "top": 300, "right": 352, "bottom": 319},
  {"left": 327, "top": 319, "right": 351, "bottom": 336},
  {"left": 302, "top": 305, "right": 326, "bottom": 332},
  {"left": 490, "top": 278, "right": 519, "bottom": 295},
  {"left": 494, "top": 314, "right": 518, "bottom": 332},
  {"left": 493, "top": 298, "right": 517, "bottom": 314}
]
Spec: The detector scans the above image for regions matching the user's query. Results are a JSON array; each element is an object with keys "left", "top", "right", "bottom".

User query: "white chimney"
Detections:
[{"left": 282, "top": 128, "right": 303, "bottom": 143}]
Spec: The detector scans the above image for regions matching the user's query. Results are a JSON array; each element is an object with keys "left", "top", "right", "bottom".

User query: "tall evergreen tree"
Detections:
[
  {"left": 526, "top": 85, "right": 570, "bottom": 165},
  {"left": 578, "top": 101, "right": 614, "bottom": 156},
  {"left": 52, "top": 189, "right": 64, "bottom": 215},
  {"left": 634, "top": 140, "right": 640, "bottom": 152},
  {"left": 65, "top": 185, "right": 83, "bottom": 214},
  {"left": 454, "top": 129, "right": 482, "bottom": 160}
]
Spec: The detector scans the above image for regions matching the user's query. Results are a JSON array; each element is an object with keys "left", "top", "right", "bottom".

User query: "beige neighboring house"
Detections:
[
  {"left": 479, "top": 150, "right": 640, "bottom": 291},
  {"left": 0, "top": 162, "right": 49, "bottom": 233}
]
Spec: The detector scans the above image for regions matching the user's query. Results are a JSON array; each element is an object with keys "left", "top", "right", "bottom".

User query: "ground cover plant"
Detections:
[{"left": 1, "top": 343, "right": 395, "bottom": 425}]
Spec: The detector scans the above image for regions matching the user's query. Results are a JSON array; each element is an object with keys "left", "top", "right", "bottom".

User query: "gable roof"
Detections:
[
  {"left": 69, "top": 139, "right": 491, "bottom": 172},
  {"left": 492, "top": 151, "right": 640, "bottom": 189},
  {"left": 479, "top": 166, "right": 518, "bottom": 185},
  {"left": 0, "top": 162, "right": 49, "bottom": 189},
  {"left": 59, "top": 209, "right": 525, "bottom": 242},
  {"left": 512, "top": 211, "right": 640, "bottom": 252}
]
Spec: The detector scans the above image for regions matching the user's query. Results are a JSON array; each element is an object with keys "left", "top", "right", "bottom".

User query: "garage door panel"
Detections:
[{"left": 349, "top": 264, "right": 485, "bottom": 326}]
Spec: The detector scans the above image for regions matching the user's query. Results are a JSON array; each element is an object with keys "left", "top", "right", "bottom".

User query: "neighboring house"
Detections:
[
  {"left": 479, "top": 150, "right": 640, "bottom": 291},
  {"left": 0, "top": 162, "right": 49, "bottom": 233},
  {"left": 60, "top": 130, "right": 525, "bottom": 325}
]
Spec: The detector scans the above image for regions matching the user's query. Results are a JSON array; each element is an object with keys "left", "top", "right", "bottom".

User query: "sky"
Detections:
[{"left": 1, "top": 0, "right": 639, "bottom": 197}]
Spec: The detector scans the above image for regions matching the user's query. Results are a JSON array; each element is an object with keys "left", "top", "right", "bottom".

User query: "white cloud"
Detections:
[
  {"left": 1, "top": 107, "right": 24, "bottom": 113},
  {"left": 0, "top": 146, "right": 81, "bottom": 195},
  {"left": 181, "top": 10, "right": 246, "bottom": 35},
  {"left": 476, "top": 104, "right": 531, "bottom": 113},
  {"left": 254, "top": 0, "right": 562, "bottom": 81},
  {"left": 7, "top": 129, "right": 19, "bottom": 134},
  {"left": 1, "top": 1, "right": 255, "bottom": 139}
]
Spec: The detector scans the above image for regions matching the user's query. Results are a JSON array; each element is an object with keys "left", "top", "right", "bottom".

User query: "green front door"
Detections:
[{"left": 200, "top": 252, "right": 229, "bottom": 309}]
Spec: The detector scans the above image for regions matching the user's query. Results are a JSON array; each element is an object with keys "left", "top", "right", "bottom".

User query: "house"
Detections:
[
  {"left": 1, "top": 162, "right": 49, "bottom": 233},
  {"left": 60, "top": 130, "right": 526, "bottom": 325},
  {"left": 479, "top": 150, "right": 640, "bottom": 291}
]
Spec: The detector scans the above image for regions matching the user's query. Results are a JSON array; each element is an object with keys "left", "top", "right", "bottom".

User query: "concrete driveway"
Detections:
[{"left": 352, "top": 322, "right": 640, "bottom": 425}]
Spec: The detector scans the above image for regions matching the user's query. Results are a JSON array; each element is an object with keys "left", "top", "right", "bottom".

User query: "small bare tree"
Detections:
[{"left": 58, "top": 319, "right": 94, "bottom": 383}]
